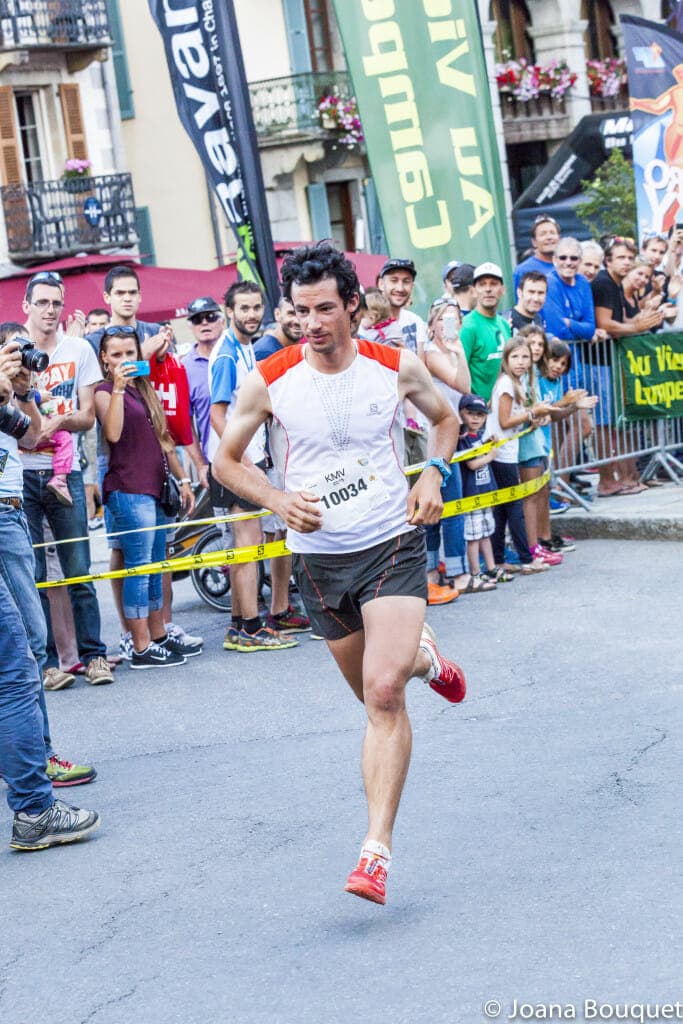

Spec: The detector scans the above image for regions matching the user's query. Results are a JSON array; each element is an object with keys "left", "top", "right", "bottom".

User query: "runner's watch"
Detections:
[{"left": 423, "top": 457, "right": 452, "bottom": 483}]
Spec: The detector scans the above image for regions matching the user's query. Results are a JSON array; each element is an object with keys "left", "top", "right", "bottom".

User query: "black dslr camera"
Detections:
[
  {"left": 0, "top": 335, "right": 49, "bottom": 373},
  {"left": 0, "top": 403, "right": 31, "bottom": 440}
]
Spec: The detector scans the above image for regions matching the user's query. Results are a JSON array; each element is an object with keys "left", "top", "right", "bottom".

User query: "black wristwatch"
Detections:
[{"left": 423, "top": 457, "right": 452, "bottom": 483}]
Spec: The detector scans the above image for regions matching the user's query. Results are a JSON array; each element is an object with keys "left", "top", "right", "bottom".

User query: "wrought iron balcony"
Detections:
[
  {"left": 1, "top": 173, "right": 138, "bottom": 261},
  {"left": 248, "top": 70, "right": 353, "bottom": 141},
  {"left": 0, "top": 0, "right": 111, "bottom": 50}
]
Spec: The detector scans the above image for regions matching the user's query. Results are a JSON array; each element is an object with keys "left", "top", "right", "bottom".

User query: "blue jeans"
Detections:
[
  {"left": 0, "top": 537, "right": 53, "bottom": 815},
  {"left": 0, "top": 504, "right": 54, "bottom": 758},
  {"left": 23, "top": 469, "right": 106, "bottom": 666},
  {"left": 106, "top": 490, "right": 166, "bottom": 619},
  {"left": 425, "top": 465, "right": 467, "bottom": 577},
  {"left": 491, "top": 461, "right": 532, "bottom": 565}
]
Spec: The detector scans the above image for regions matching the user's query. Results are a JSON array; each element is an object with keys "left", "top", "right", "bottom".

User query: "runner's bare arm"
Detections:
[
  {"left": 212, "top": 370, "right": 323, "bottom": 533},
  {"left": 398, "top": 350, "right": 460, "bottom": 525}
]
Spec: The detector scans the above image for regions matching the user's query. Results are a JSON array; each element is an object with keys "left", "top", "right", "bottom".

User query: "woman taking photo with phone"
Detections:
[{"left": 95, "top": 325, "right": 196, "bottom": 669}]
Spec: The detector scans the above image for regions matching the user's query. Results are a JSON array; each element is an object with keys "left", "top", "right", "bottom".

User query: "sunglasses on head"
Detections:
[
  {"left": 642, "top": 231, "right": 667, "bottom": 242},
  {"left": 29, "top": 271, "right": 63, "bottom": 286},
  {"left": 532, "top": 215, "right": 560, "bottom": 228},
  {"left": 430, "top": 297, "right": 460, "bottom": 311},
  {"left": 189, "top": 311, "right": 221, "bottom": 325},
  {"left": 605, "top": 235, "right": 635, "bottom": 253},
  {"left": 102, "top": 324, "right": 139, "bottom": 341}
]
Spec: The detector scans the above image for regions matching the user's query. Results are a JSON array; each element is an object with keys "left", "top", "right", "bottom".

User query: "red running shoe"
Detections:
[
  {"left": 345, "top": 853, "right": 388, "bottom": 905},
  {"left": 420, "top": 624, "right": 466, "bottom": 704}
]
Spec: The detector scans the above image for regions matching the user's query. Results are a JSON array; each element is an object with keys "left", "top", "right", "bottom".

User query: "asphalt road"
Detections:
[{"left": 1, "top": 539, "right": 681, "bottom": 1024}]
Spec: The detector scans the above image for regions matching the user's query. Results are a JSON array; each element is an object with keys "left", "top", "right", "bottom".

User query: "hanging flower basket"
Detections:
[
  {"left": 317, "top": 93, "right": 364, "bottom": 150},
  {"left": 495, "top": 56, "right": 577, "bottom": 102},
  {"left": 586, "top": 57, "right": 628, "bottom": 98},
  {"left": 62, "top": 158, "right": 92, "bottom": 193}
]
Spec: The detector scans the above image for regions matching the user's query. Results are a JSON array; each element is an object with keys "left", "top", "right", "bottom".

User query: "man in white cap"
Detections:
[{"left": 459, "top": 262, "right": 511, "bottom": 402}]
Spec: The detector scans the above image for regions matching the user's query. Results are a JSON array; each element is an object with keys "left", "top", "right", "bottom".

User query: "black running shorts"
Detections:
[
  {"left": 292, "top": 529, "right": 427, "bottom": 642},
  {"left": 208, "top": 462, "right": 263, "bottom": 514}
]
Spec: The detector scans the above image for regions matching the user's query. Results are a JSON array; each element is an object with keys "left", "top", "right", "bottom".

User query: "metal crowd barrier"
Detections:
[{"left": 550, "top": 334, "right": 683, "bottom": 510}]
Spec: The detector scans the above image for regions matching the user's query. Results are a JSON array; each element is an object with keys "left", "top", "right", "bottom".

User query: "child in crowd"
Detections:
[
  {"left": 517, "top": 325, "right": 563, "bottom": 566},
  {"left": 357, "top": 288, "right": 394, "bottom": 342},
  {"left": 457, "top": 393, "right": 505, "bottom": 585},
  {"left": 0, "top": 321, "right": 73, "bottom": 506},
  {"left": 540, "top": 338, "right": 598, "bottom": 551},
  {"left": 488, "top": 334, "right": 554, "bottom": 575}
]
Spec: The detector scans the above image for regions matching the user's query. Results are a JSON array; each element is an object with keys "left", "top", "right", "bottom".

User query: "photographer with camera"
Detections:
[
  {"left": 0, "top": 340, "right": 99, "bottom": 795},
  {"left": 19, "top": 271, "right": 114, "bottom": 688}
]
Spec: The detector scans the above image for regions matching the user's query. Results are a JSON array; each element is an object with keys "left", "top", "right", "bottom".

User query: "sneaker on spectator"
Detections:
[
  {"left": 265, "top": 605, "right": 311, "bottom": 633},
  {"left": 10, "top": 799, "right": 100, "bottom": 851},
  {"left": 43, "top": 667, "right": 75, "bottom": 691},
  {"left": 46, "top": 474, "right": 73, "bottom": 507},
  {"left": 503, "top": 545, "right": 521, "bottom": 565},
  {"left": 548, "top": 533, "right": 576, "bottom": 552},
  {"left": 158, "top": 633, "right": 202, "bottom": 658},
  {"left": 166, "top": 622, "right": 204, "bottom": 647},
  {"left": 85, "top": 657, "right": 114, "bottom": 685},
  {"left": 46, "top": 756, "right": 97, "bottom": 787},
  {"left": 549, "top": 496, "right": 570, "bottom": 515},
  {"left": 88, "top": 515, "right": 103, "bottom": 530},
  {"left": 232, "top": 627, "right": 299, "bottom": 652},
  {"left": 119, "top": 632, "right": 133, "bottom": 661},
  {"left": 531, "top": 544, "right": 563, "bottom": 566},
  {"left": 520, "top": 558, "right": 550, "bottom": 574},
  {"left": 223, "top": 625, "right": 241, "bottom": 651},
  {"left": 427, "top": 581, "right": 458, "bottom": 606},
  {"left": 130, "top": 642, "right": 186, "bottom": 670}
]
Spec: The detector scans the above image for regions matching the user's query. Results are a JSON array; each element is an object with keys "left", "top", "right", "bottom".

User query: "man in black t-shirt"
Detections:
[
  {"left": 503, "top": 271, "right": 547, "bottom": 332},
  {"left": 590, "top": 237, "right": 664, "bottom": 495}
]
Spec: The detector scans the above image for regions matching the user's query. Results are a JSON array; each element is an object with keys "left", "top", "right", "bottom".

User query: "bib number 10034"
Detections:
[{"left": 319, "top": 477, "right": 368, "bottom": 509}]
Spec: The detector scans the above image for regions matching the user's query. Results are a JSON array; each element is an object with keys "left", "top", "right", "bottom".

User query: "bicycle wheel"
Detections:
[{"left": 190, "top": 526, "right": 233, "bottom": 612}]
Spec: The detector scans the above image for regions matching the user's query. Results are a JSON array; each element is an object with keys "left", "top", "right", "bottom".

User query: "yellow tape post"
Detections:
[{"left": 37, "top": 470, "right": 550, "bottom": 589}]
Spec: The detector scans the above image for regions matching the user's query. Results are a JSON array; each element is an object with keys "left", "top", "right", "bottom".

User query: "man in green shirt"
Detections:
[{"left": 459, "top": 262, "right": 511, "bottom": 402}]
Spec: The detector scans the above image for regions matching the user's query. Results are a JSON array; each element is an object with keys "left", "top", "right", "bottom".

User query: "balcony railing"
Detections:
[
  {"left": 499, "top": 90, "right": 571, "bottom": 144},
  {"left": 589, "top": 92, "right": 629, "bottom": 113},
  {"left": 248, "top": 70, "right": 352, "bottom": 140},
  {"left": 0, "top": 0, "right": 111, "bottom": 50},
  {"left": 1, "top": 173, "right": 138, "bottom": 261}
]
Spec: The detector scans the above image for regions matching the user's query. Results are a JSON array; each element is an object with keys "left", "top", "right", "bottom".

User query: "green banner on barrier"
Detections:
[
  {"left": 618, "top": 332, "right": 683, "bottom": 419},
  {"left": 332, "top": 0, "right": 512, "bottom": 312}
]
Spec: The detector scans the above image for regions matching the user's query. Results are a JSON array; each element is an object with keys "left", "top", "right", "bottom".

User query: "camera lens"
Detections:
[{"left": 22, "top": 347, "right": 49, "bottom": 373}]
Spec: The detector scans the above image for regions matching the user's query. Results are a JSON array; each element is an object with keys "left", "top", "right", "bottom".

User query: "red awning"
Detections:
[{"left": 0, "top": 248, "right": 387, "bottom": 325}]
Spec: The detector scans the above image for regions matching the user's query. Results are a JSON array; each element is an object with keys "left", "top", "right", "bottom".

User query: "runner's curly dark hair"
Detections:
[{"left": 280, "top": 241, "right": 359, "bottom": 306}]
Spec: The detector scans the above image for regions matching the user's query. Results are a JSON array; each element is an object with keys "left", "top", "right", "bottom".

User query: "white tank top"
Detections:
[{"left": 259, "top": 340, "right": 412, "bottom": 554}]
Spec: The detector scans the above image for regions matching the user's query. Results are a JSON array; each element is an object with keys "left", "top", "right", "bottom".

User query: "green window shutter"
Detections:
[
  {"left": 306, "top": 183, "right": 331, "bottom": 241},
  {"left": 106, "top": 0, "right": 134, "bottom": 120},
  {"left": 363, "top": 178, "right": 387, "bottom": 255},
  {"left": 282, "top": 0, "right": 312, "bottom": 74},
  {"left": 135, "top": 206, "right": 155, "bottom": 265}
]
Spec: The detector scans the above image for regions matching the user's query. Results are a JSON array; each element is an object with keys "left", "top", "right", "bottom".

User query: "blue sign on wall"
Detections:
[{"left": 83, "top": 197, "right": 103, "bottom": 226}]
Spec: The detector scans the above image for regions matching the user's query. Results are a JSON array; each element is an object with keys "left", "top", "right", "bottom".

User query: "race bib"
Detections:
[{"left": 305, "top": 453, "right": 389, "bottom": 532}]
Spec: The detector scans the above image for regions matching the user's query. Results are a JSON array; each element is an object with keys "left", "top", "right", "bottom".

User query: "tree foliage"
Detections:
[{"left": 576, "top": 147, "right": 637, "bottom": 239}]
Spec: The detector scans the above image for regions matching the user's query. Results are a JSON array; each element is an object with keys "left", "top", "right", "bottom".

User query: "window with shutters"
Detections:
[
  {"left": 59, "top": 84, "right": 88, "bottom": 162},
  {"left": 0, "top": 85, "right": 22, "bottom": 186},
  {"left": 14, "top": 92, "right": 44, "bottom": 185},
  {"left": 303, "top": 0, "right": 334, "bottom": 72},
  {"left": 582, "top": 0, "right": 617, "bottom": 61}
]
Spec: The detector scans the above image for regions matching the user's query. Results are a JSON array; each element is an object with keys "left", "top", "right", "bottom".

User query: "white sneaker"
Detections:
[
  {"left": 166, "top": 622, "right": 204, "bottom": 647},
  {"left": 119, "top": 631, "right": 133, "bottom": 661}
]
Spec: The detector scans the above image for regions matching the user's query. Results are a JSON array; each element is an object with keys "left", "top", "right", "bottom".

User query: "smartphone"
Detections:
[
  {"left": 443, "top": 311, "right": 458, "bottom": 341},
  {"left": 123, "top": 360, "right": 150, "bottom": 378}
]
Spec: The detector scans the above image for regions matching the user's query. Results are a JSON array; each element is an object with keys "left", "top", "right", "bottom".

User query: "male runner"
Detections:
[{"left": 213, "top": 243, "right": 466, "bottom": 906}]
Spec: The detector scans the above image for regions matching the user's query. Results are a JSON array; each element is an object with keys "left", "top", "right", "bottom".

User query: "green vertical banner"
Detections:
[{"left": 332, "top": 0, "right": 512, "bottom": 311}]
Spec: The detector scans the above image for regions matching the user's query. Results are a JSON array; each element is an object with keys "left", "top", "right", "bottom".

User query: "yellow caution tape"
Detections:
[
  {"left": 37, "top": 470, "right": 550, "bottom": 589},
  {"left": 35, "top": 427, "right": 536, "bottom": 549}
]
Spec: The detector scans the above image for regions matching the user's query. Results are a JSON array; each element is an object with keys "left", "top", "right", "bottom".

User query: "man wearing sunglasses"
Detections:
[
  {"left": 20, "top": 272, "right": 114, "bottom": 689},
  {"left": 543, "top": 237, "right": 596, "bottom": 343},
  {"left": 182, "top": 297, "right": 226, "bottom": 465},
  {"left": 513, "top": 216, "right": 561, "bottom": 293}
]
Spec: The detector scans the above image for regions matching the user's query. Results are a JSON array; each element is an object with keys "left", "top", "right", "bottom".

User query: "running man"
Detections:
[{"left": 212, "top": 243, "right": 466, "bottom": 906}]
